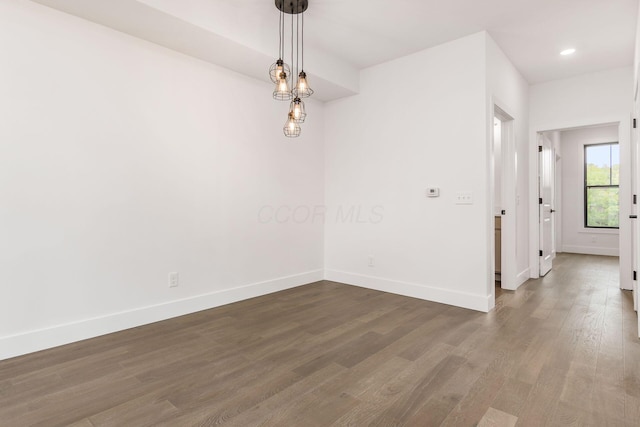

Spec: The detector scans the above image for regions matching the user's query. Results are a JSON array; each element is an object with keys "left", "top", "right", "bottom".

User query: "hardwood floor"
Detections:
[{"left": 1, "top": 253, "right": 638, "bottom": 426}]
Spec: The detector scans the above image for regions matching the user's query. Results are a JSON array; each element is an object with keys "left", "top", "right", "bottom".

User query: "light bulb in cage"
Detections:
[
  {"left": 289, "top": 97, "right": 306, "bottom": 123},
  {"left": 284, "top": 112, "right": 301, "bottom": 137},
  {"left": 273, "top": 71, "right": 292, "bottom": 101},
  {"left": 293, "top": 71, "right": 314, "bottom": 98},
  {"left": 269, "top": 59, "right": 290, "bottom": 84}
]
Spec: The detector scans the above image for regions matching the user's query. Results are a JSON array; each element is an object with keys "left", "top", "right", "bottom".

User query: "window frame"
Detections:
[{"left": 583, "top": 141, "right": 620, "bottom": 229}]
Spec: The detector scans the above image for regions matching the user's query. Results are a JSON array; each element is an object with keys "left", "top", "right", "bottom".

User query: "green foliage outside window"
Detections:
[{"left": 585, "top": 143, "right": 619, "bottom": 228}]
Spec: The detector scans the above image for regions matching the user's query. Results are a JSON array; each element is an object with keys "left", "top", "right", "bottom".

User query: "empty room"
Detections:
[{"left": 2, "top": 0, "right": 640, "bottom": 425}]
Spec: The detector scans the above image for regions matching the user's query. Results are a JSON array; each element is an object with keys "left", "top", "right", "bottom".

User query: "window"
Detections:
[{"left": 584, "top": 142, "right": 619, "bottom": 228}]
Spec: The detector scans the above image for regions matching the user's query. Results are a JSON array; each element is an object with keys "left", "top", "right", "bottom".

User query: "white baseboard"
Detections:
[
  {"left": 0, "top": 269, "right": 323, "bottom": 361},
  {"left": 325, "top": 269, "right": 491, "bottom": 313},
  {"left": 516, "top": 268, "right": 530, "bottom": 287},
  {"left": 562, "top": 245, "right": 619, "bottom": 257}
]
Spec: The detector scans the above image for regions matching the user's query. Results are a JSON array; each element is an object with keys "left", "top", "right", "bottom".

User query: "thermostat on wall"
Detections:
[{"left": 426, "top": 188, "right": 440, "bottom": 198}]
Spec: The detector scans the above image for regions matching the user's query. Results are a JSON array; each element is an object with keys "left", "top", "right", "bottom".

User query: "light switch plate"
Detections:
[{"left": 455, "top": 191, "right": 473, "bottom": 205}]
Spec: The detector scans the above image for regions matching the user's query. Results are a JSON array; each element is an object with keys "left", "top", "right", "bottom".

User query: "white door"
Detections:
[{"left": 539, "top": 134, "right": 555, "bottom": 276}]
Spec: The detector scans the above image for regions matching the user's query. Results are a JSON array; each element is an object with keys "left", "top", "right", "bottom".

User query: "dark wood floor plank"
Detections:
[
  {"left": 439, "top": 347, "right": 515, "bottom": 427},
  {"left": 66, "top": 419, "right": 94, "bottom": 427},
  {"left": 150, "top": 366, "right": 303, "bottom": 426},
  {"left": 1, "top": 372, "right": 141, "bottom": 427},
  {"left": 337, "top": 342, "right": 456, "bottom": 426},
  {"left": 625, "top": 394, "right": 640, "bottom": 425},
  {"left": 88, "top": 396, "right": 178, "bottom": 427},
  {"left": 386, "top": 354, "right": 467, "bottom": 424},
  {"left": 512, "top": 329, "right": 557, "bottom": 385},
  {"left": 515, "top": 365, "right": 568, "bottom": 426},
  {"left": 220, "top": 363, "right": 348, "bottom": 427},
  {"left": 489, "top": 377, "right": 532, "bottom": 417},
  {"left": 559, "top": 361, "right": 595, "bottom": 411}
]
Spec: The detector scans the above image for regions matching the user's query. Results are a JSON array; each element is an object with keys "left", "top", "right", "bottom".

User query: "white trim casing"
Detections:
[
  {"left": 618, "top": 118, "right": 633, "bottom": 290},
  {"left": 490, "top": 99, "right": 520, "bottom": 296}
]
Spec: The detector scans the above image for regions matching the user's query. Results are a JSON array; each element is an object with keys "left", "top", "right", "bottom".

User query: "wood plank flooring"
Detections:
[{"left": 1, "top": 253, "right": 638, "bottom": 426}]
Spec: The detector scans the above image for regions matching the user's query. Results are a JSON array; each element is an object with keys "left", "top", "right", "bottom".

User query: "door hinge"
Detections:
[
  {"left": 634, "top": 194, "right": 637, "bottom": 205},
  {"left": 539, "top": 250, "right": 543, "bottom": 257},
  {"left": 538, "top": 146, "right": 543, "bottom": 152},
  {"left": 539, "top": 198, "right": 543, "bottom": 205},
  {"left": 634, "top": 271, "right": 637, "bottom": 281},
  {"left": 634, "top": 118, "right": 637, "bottom": 129}
]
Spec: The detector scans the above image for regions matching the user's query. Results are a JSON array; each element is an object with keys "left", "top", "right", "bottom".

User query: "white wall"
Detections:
[
  {"left": 0, "top": 0, "right": 324, "bottom": 360},
  {"left": 486, "top": 35, "right": 531, "bottom": 290},
  {"left": 530, "top": 67, "right": 633, "bottom": 129},
  {"left": 559, "top": 125, "right": 620, "bottom": 256},
  {"left": 529, "top": 67, "right": 633, "bottom": 279},
  {"left": 323, "top": 32, "right": 527, "bottom": 312}
]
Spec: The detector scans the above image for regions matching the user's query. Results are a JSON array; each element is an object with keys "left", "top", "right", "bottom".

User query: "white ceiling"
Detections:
[{"left": 33, "top": 0, "right": 639, "bottom": 100}]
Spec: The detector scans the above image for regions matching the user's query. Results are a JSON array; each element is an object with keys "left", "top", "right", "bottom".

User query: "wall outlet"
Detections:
[
  {"left": 368, "top": 256, "right": 375, "bottom": 267},
  {"left": 169, "top": 272, "right": 179, "bottom": 288}
]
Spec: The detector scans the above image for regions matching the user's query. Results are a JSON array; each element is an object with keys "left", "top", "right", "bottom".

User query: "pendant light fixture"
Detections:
[
  {"left": 270, "top": 0, "right": 313, "bottom": 138},
  {"left": 268, "top": 9, "right": 290, "bottom": 84},
  {"left": 284, "top": 111, "right": 301, "bottom": 137},
  {"left": 292, "top": 8, "right": 313, "bottom": 99},
  {"left": 290, "top": 97, "right": 306, "bottom": 123},
  {"left": 270, "top": 5, "right": 292, "bottom": 101}
]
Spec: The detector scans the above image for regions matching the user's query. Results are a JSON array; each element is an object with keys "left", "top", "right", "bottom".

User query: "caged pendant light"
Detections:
[
  {"left": 290, "top": 97, "right": 306, "bottom": 123},
  {"left": 270, "top": 5, "right": 292, "bottom": 101},
  {"left": 283, "top": 111, "right": 301, "bottom": 137},
  {"left": 270, "top": 0, "right": 314, "bottom": 137},
  {"left": 291, "top": 5, "right": 313, "bottom": 99}
]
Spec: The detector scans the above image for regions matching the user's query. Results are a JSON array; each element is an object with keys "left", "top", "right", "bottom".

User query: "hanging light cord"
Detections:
[
  {"left": 278, "top": 7, "right": 282, "bottom": 59},
  {"left": 296, "top": 0, "right": 300, "bottom": 81},
  {"left": 301, "top": 5, "right": 304, "bottom": 72},
  {"left": 291, "top": 6, "right": 294, "bottom": 83}
]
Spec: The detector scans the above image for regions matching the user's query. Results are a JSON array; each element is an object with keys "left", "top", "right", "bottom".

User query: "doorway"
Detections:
[
  {"left": 538, "top": 132, "right": 556, "bottom": 276},
  {"left": 492, "top": 105, "right": 517, "bottom": 293},
  {"left": 533, "top": 122, "right": 630, "bottom": 291}
]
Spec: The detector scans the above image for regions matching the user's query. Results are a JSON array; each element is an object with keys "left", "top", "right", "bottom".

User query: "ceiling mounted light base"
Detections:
[{"left": 275, "top": 0, "right": 308, "bottom": 15}]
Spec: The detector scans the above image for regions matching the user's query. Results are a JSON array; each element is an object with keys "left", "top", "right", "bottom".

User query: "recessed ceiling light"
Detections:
[{"left": 560, "top": 48, "right": 576, "bottom": 56}]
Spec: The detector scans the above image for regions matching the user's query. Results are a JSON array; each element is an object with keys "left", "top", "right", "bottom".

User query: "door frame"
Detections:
[
  {"left": 632, "top": 90, "right": 639, "bottom": 312},
  {"left": 538, "top": 132, "right": 555, "bottom": 276},
  {"left": 489, "top": 100, "right": 518, "bottom": 312},
  {"left": 493, "top": 104, "right": 517, "bottom": 291},
  {"left": 528, "top": 116, "right": 632, "bottom": 292}
]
